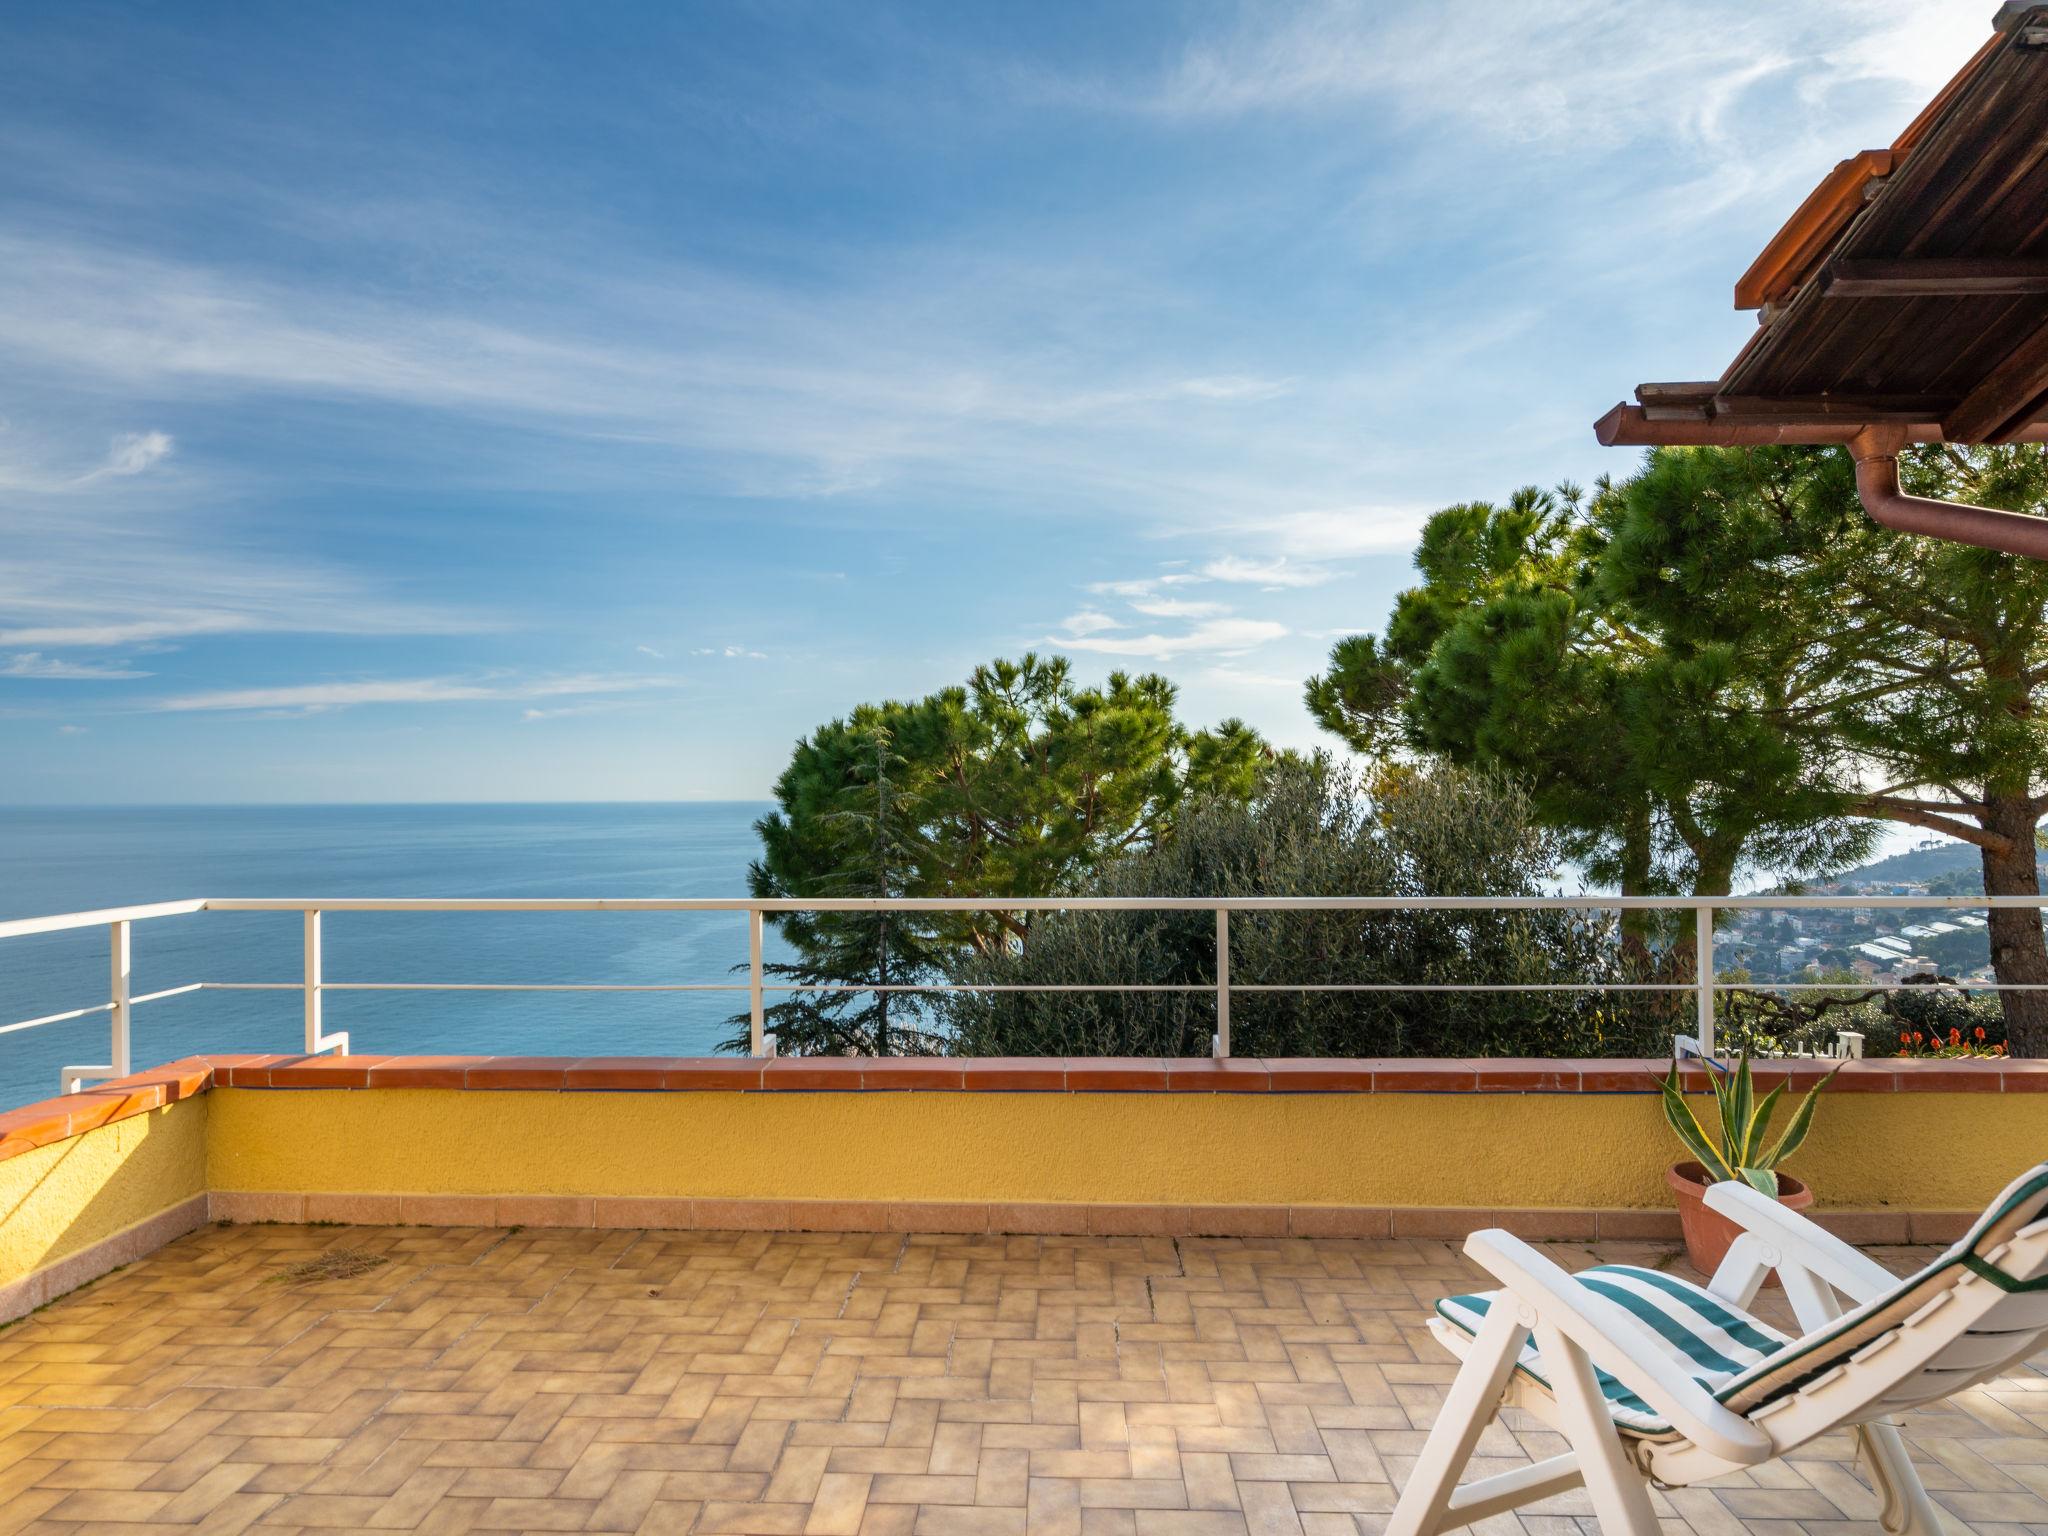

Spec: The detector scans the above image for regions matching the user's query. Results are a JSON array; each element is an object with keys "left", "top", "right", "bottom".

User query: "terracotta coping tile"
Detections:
[
  {"left": 0, "top": 1103, "right": 74, "bottom": 1157},
  {"left": 1577, "top": 1059, "right": 1666, "bottom": 1093},
  {"left": 365, "top": 1055, "right": 488, "bottom": 1089},
  {"left": 661, "top": 1059, "right": 766, "bottom": 1090},
  {"left": 1468, "top": 1059, "right": 1580, "bottom": 1093},
  {"left": 959, "top": 1058, "right": 1067, "bottom": 1091},
  {"left": 1883, "top": 1058, "right": 2012, "bottom": 1093},
  {"left": 1061, "top": 1058, "right": 1176, "bottom": 1092},
  {"left": 265, "top": 1054, "right": 392, "bottom": 1089},
  {"left": 1162, "top": 1059, "right": 1270, "bottom": 1092},
  {"left": 463, "top": 1056, "right": 571, "bottom": 1090},
  {"left": 759, "top": 1058, "right": 864, "bottom": 1091},
  {"left": 211, "top": 1053, "right": 300, "bottom": 1088},
  {"left": 857, "top": 1058, "right": 968, "bottom": 1091},
  {"left": 1363, "top": 1061, "right": 1481, "bottom": 1093},
  {"left": 562, "top": 1057, "right": 676, "bottom": 1090},
  {"left": 1261, "top": 1059, "right": 1375, "bottom": 1092}
]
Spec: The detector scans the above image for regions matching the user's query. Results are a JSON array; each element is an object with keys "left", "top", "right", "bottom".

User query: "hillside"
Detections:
[{"left": 1840, "top": 839, "right": 1984, "bottom": 886}]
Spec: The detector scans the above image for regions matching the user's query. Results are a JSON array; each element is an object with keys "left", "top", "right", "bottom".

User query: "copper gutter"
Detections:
[
  {"left": 1848, "top": 426, "right": 2048, "bottom": 559},
  {"left": 1592, "top": 406, "right": 2048, "bottom": 558}
]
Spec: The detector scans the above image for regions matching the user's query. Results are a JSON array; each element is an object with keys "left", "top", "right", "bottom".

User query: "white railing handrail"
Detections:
[
  {"left": 200, "top": 894, "right": 2047, "bottom": 912},
  {"left": 0, "top": 890, "right": 2027, "bottom": 1092},
  {"left": 0, "top": 898, "right": 207, "bottom": 942}
]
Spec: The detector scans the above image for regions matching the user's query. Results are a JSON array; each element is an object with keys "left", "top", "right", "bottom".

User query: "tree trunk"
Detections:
[
  {"left": 1616, "top": 798, "right": 1655, "bottom": 971},
  {"left": 1980, "top": 791, "right": 2048, "bottom": 1057}
]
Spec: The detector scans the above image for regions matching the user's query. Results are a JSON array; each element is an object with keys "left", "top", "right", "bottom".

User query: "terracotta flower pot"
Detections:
[{"left": 1667, "top": 1162, "right": 1812, "bottom": 1281}]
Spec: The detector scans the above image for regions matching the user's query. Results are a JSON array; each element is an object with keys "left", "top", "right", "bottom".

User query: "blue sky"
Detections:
[{"left": 0, "top": 0, "right": 1990, "bottom": 803}]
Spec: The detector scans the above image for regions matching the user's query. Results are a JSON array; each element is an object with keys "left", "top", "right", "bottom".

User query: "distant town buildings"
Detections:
[{"left": 1718, "top": 842, "right": 1998, "bottom": 989}]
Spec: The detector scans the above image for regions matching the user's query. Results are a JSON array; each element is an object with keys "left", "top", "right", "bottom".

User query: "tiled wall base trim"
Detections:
[
  {"left": 0, "top": 1193, "right": 210, "bottom": 1326},
  {"left": 205, "top": 1191, "right": 1976, "bottom": 1245}
]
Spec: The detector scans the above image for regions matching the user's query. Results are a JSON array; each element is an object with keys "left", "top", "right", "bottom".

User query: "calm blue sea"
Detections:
[{"left": 0, "top": 804, "right": 783, "bottom": 1110}]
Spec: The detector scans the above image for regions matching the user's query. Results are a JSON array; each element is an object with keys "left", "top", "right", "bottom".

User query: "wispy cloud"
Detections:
[
  {"left": 1056, "top": 617, "right": 1287, "bottom": 660},
  {"left": 691, "top": 645, "right": 768, "bottom": 660},
  {"left": 1245, "top": 505, "right": 1434, "bottom": 561},
  {"left": 1056, "top": 610, "right": 1122, "bottom": 637},
  {"left": 1, "top": 651, "right": 151, "bottom": 680},
  {"left": 152, "top": 671, "right": 679, "bottom": 714},
  {"left": 1106, "top": 1, "right": 1978, "bottom": 145},
  {"left": 1203, "top": 662, "right": 1305, "bottom": 692},
  {"left": 0, "top": 228, "right": 1298, "bottom": 507},
  {"left": 1128, "top": 596, "right": 1227, "bottom": 619},
  {"left": 1087, "top": 575, "right": 1203, "bottom": 599},
  {"left": 521, "top": 699, "right": 653, "bottom": 722},
  {"left": 634, "top": 644, "right": 665, "bottom": 659},
  {"left": 72, "top": 430, "right": 174, "bottom": 484},
  {"left": 1201, "top": 556, "right": 1335, "bottom": 588},
  {"left": 0, "top": 503, "right": 493, "bottom": 650}
]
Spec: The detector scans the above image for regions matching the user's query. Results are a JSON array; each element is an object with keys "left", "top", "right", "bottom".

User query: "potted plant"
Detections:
[{"left": 1656, "top": 1047, "right": 1837, "bottom": 1277}]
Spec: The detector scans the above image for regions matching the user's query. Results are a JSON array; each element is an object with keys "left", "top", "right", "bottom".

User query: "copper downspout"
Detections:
[{"left": 1850, "top": 426, "right": 2048, "bottom": 559}]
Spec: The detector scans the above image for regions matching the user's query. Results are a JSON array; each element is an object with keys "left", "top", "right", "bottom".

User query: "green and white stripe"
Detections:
[
  {"left": 1436, "top": 1164, "right": 2048, "bottom": 1437},
  {"left": 1436, "top": 1264, "right": 1793, "bottom": 1436}
]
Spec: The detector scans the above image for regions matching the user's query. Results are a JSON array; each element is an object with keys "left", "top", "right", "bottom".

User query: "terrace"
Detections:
[
  {"left": 2, "top": 894, "right": 2045, "bottom": 1533},
  {"left": 3, "top": 1222, "right": 2036, "bottom": 1536},
  {"left": 9, "top": 10, "right": 2048, "bottom": 1530}
]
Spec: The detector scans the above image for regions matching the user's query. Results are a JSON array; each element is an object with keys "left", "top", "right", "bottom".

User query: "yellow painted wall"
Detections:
[
  {"left": 0, "top": 1098, "right": 209, "bottom": 1290},
  {"left": 5, "top": 1085, "right": 2034, "bottom": 1301},
  {"left": 208, "top": 1088, "right": 2046, "bottom": 1212}
]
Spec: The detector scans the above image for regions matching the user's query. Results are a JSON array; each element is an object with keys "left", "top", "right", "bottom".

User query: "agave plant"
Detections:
[{"left": 1657, "top": 1047, "right": 1838, "bottom": 1195}]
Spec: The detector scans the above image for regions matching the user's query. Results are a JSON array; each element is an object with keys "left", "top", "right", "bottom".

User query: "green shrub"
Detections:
[{"left": 942, "top": 759, "right": 1667, "bottom": 1058}]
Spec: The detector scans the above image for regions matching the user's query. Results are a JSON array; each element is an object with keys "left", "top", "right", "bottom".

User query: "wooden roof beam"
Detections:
[
  {"left": 1944, "top": 322, "right": 2048, "bottom": 443},
  {"left": 1817, "top": 258, "right": 2048, "bottom": 299}
]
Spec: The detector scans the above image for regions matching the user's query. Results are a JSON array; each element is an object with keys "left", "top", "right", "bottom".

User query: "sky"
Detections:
[{"left": 0, "top": 0, "right": 1994, "bottom": 804}]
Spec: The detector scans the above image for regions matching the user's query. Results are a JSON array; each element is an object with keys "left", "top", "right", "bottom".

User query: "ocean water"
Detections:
[{"left": 0, "top": 804, "right": 783, "bottom": 1111}]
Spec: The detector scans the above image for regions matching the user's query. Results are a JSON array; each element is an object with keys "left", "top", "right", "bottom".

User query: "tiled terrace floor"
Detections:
[{"left": 1, "top": 1226, "right": 2044, "bottom": 1536}]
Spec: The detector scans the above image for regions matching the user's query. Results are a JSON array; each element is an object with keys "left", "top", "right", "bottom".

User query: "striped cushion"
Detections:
[
  {"left": 1435, "top": 1264, "right": 1794, "bottom": 1436},
  {"left": 1437, "top": 1165, "right": 2048, "bottom": 1440},
  {"left": 1717, "top": 1161, "right": 2048, "bottom": 1416}
]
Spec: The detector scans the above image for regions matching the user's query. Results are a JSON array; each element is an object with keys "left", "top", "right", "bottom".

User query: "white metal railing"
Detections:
[{"left": 0, "top": 892, "right": 2035, "bottom": 1092}]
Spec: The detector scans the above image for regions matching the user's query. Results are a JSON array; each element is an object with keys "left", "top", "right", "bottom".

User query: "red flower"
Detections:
[
  {"left": 1912, "top": 1032, "right": 1924, "bottom": 1045},
  {"left": 1950, "top": 1028, "right": 1963, "bottom": 1046},
  {"left": 1975, "top": 1026, "right": 1987, "bottom": 1042}
]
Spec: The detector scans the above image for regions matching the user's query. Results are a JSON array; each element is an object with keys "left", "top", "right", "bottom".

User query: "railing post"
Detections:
[
  {"left": 109, "top": 919, "right": 131, "bottom": 1079},
  {"left": 1214, "top": 907, "right": 1231, "bottom": 1059},
  {"left": 748, "top": 909, "right": 766, "bottom": 1057},
  {"left": 302, "top": 909, "right": 349, "bottom": 1056},
  {"left": 1696, "top": 902, "right": 1716, "bottom": 1058},
  {"left": 304, "top": 909, "right": 322, "bottom": 1053}
]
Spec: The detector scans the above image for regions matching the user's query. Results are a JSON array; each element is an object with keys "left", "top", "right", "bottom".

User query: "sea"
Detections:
[{"left": 0, "top": 804, "right": 784, "bottom": 1111}]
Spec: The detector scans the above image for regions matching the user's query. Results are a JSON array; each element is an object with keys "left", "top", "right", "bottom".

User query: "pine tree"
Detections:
[
  {"left": 1602, "top": 443, "right": 2048, "bottom": 1054},
  {"left": 1304, "top": 483, "right": 1867, "bottom": 973},
  {"left": 723, "top": 723, "right": 949, "bottom": 1056},
  {"left": 726, "top": 655, "right": 1276, "bottom": 1055}
]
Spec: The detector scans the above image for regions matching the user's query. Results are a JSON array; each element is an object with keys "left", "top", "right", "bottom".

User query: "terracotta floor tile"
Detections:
[{"left": 0, "top": 1218, "right": 2034, "bottom": 1536}]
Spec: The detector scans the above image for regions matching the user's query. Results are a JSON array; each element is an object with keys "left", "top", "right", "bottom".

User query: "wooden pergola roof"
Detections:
[{"left": 1597, "top": 3, "right": 2048, "bottom": 451}]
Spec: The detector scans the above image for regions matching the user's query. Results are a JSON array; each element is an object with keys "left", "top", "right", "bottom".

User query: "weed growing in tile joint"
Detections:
[{"left": 266, "top": 1249, "right": 389, "bottom": 1285}]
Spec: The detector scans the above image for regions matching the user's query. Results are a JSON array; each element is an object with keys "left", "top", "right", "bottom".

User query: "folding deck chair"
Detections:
[{"left": 1388, "top": 1162, "right": 2048, "bottom": 1535}]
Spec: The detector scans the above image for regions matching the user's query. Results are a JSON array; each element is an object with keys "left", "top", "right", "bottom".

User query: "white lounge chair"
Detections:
[{"left": 1388, "top": 1162, "right": 2048, "bottom": 1535}]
